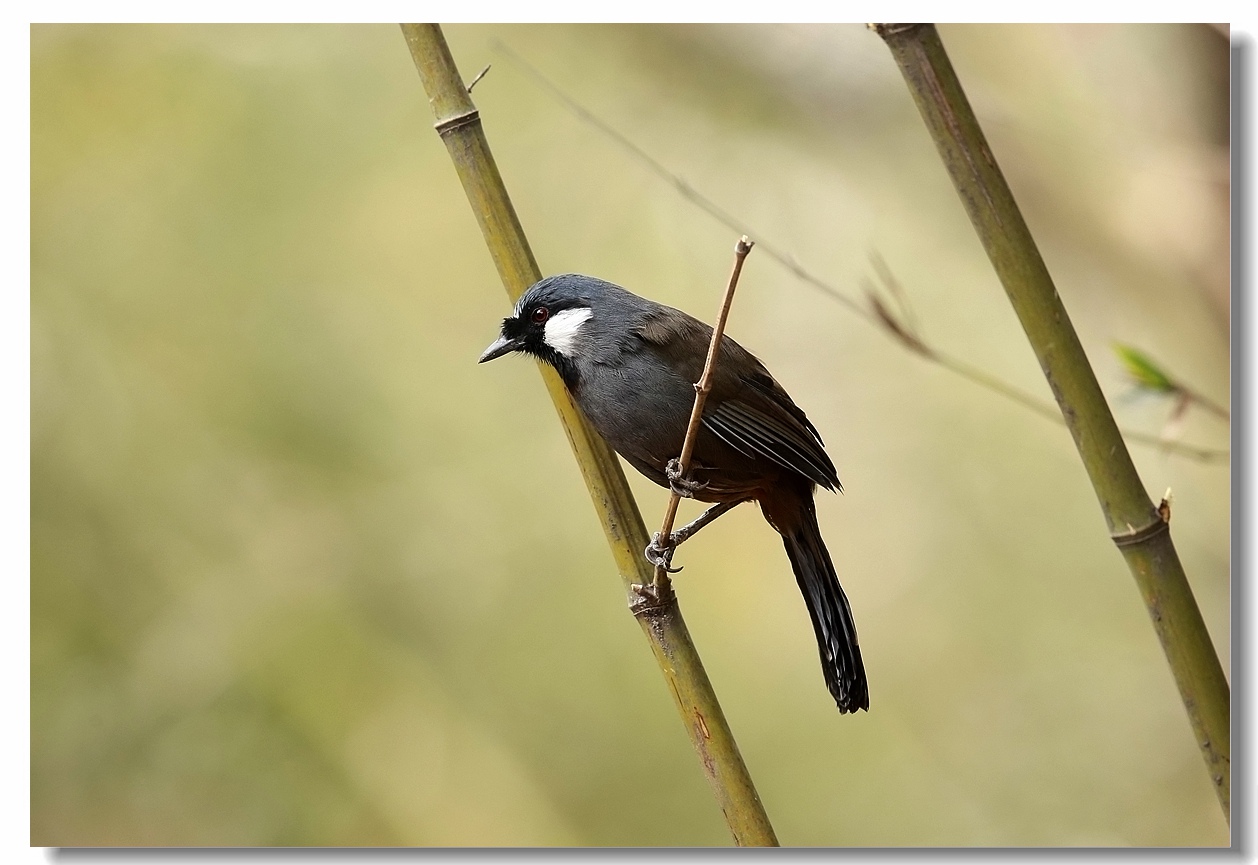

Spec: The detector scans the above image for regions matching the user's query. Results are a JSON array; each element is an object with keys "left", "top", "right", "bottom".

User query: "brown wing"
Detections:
[
  {"left": 704, "top": 399, "right": 839, "bottom": 491},
  {"left": 636, "top": 304, "right": 839, "bottom": 492}
]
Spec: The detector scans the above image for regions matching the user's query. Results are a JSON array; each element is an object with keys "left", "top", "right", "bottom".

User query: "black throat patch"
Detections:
[{"left": 523, "top": 341, "right": 580, "bottom": 392}]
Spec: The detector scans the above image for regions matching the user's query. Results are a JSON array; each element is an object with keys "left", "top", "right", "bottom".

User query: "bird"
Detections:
[{"left": 479, "top": 273, "right": 868, "bottom": 713}]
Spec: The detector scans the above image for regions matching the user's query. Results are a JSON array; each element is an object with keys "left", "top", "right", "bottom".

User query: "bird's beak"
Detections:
[{"left": 478, "top": 334, "right": 524, "bottom": 364}]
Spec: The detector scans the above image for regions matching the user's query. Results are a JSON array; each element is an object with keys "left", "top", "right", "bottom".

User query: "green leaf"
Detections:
[{"left": 1113, "top": 343, "right": 1176, "bottom": 393}]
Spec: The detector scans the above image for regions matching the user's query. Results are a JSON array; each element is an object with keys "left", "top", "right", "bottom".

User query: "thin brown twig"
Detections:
[
  {"left": 495, "top": 42, "right": 1229, "bottom": 465},
  {"left": 652, "top": 236, "right": 755, "bottom": 589},
  {"left": 466, "top": 63, "right": 491, "bottom": 92},
  {"left": 865, "top": 262, "right": 1230, "bottom": 463},
  {"left": 1177, "top": 384, "right": 1230, "bottom": 421}
]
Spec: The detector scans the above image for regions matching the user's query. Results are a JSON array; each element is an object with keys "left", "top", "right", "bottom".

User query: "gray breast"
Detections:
[{"left": 572, "top": 350, "right": 692, "bottom": 469}]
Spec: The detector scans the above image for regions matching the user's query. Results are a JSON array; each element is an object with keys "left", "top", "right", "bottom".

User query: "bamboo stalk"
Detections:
[
  {"left": 873, "top": 24, "right": 1230, "bottom": 821},
  {"left": 400, "top": 24, "right": 778, "bottom": 846}
]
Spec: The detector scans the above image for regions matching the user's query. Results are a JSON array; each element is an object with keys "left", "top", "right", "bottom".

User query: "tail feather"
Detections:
[{"left": 779, "top": 499, "right": 869, "bottom": 713}]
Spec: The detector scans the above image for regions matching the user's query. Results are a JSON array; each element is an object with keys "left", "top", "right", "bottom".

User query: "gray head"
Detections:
[{"left": 478, "top": 274, "right": 643, "bottom": 376}]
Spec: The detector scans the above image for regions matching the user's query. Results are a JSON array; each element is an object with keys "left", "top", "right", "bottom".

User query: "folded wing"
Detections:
[{"left": 704, "top": 397, "right": 839, "bottom": 492}]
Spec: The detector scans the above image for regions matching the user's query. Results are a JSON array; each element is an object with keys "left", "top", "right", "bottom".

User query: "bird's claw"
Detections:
[
  {"left": 645, "top": 532, "right": 684, "bottom": 573},
  {"left": 665, "top": 458, "right": 708, "bottom": 499}
]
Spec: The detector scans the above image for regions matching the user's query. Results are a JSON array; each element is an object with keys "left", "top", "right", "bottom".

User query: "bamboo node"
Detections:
[
  {"left": 1110, "top": 516, "right": 1170, "bottom": 548},
  {"left": 630, "top": 580, "right": 678, "bottom": 618},
  {"left": 870, "top": 23, "right": 928, "bottom": 38},
  {"left": 434, "top": 108, "right": 481, "bottom": 137}
]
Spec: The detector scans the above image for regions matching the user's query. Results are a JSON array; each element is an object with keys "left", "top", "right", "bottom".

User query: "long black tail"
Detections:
[{"left": 779, "top": 499, "right": 869, "bottom": 713}]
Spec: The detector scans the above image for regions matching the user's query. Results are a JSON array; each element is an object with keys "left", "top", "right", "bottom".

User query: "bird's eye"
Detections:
[{"left": 530, "top": 306, "right": 550, "bottom": 325}]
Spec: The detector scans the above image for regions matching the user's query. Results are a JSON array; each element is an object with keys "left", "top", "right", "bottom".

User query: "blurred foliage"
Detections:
[
  {"left": 32, "top": 24, "right": 1229, "bottom": 846},
  {"left": 1114, "top": 343, "right": 1178, "bottom": 394}
]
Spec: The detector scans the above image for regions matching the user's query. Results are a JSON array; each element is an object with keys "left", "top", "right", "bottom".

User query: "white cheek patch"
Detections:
[{"left": 543, "top": 308, "right": 593, "bottom": 356}]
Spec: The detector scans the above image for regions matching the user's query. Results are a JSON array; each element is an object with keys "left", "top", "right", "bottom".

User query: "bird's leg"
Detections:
[
  {"left": 671, "top": 499, "right": 746, "bottom": 545},
  {"left": 665, "top": 457, "right": 709, "bottom": 499},
  {"left": 644, "top": 499, "right": 749, "bottom": 572}
]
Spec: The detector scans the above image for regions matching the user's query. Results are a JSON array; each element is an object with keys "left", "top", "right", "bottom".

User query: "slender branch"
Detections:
[
  {"left": 494, "top": 41, "right": 869, "bottom": 322},
  {"left": 1180, "top": 385, "right": 1230, "bottom": 421},
  {"left": 493, "top": 42, "right": 1228, "bottom": 465},
  {"left": 652, "top": 237, "right": 754, "bottom": 588},
  {"left": 400, "top": 24, "right": 778, "bottom": 846},
  {"left": 874, "top": 23, "right": 1230, "bottom": 821},
  {"left": 1113, "top": 341, "right": 1231, "bottom": 423},
  {"left": 869, "top": 269, "right": 1230, "bottom": 462},
  {"left": 466, "top": 63, "right": 491, "bottom": 92}
]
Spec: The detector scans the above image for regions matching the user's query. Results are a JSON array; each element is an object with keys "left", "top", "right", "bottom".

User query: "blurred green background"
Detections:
[{"left": 31, "top": 24, "right": 1230, "bottom": 846}]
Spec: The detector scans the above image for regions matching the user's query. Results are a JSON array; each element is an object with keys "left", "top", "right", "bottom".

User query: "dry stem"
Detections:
[
  {"left": 651, "top": 237, "right": 755, "bottom": 588},
  {"left": 495, "top": 43, "right": 1227, "bottom": 465}
]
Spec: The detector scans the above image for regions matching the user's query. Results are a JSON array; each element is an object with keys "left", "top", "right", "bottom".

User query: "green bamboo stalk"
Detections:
[
  {"left": 400, "top": 24, "right": 778, "bottom": 846},
  {"left": 874, "top": 24, "right": 1230, "bottom": 821}
]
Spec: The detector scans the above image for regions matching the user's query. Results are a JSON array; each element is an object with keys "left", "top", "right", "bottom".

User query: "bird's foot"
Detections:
[
  {"left": 665, "top": 458, "right": 708, "bottom": 499},
  {"left": 645, "top": 532, "right": 684, "bottom": 573}
]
